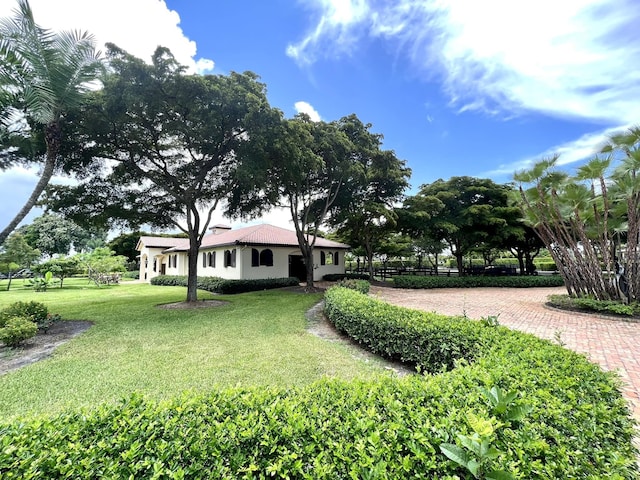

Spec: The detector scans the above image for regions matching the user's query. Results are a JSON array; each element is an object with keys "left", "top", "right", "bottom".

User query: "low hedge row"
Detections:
[
  {"left": 393, "top": 274, "right": 565, "bottom": 289},
  {"left": 150, "top": 275, "right": 300, "bottom": 294},
  {"left": 322, "top": 273, "right": 370, "bottom": 281},
  {"left": 323, "top": 287, "right": 638, "bottom": 478}
]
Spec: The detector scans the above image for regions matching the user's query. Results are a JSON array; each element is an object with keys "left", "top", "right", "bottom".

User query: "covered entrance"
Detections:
[{"left": 288, "top": 255, "right": 307, "bottom": 282}]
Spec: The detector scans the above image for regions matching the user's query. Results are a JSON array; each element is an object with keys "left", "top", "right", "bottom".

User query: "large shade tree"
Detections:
[
  {"left": 0, "top": 0, "right": 103, "bottom": 245},
  {"left": 46, "top": 45, "right": 280, "bottom": 301},
  {"left": 403, "top": 177, "right": 514, "bottom": 275},
  {"left": 329, "top": 116, "right": 411, "bottom": 280}
]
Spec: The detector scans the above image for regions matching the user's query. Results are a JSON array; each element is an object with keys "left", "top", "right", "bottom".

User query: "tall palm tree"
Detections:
[{"left": 0, "top": 0, "right": 103, "bottom": 245}]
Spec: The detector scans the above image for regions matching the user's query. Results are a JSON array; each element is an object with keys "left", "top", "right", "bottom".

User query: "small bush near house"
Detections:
[
  {"left": 393, "top": 274, "right": 565, "bottom": 289},
  {"left": 0, "top": 316, "right": 38, "bottom": 347},
  {"left": 151, "top": 275, "right": 300, "bottom": 294}
]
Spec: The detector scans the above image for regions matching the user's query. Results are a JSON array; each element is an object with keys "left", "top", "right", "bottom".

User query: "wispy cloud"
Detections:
[
  {"left": 482, "top": 124, "right": 631, "bottom": 180},
  {"left": 288, "top": 0, "right": 640, "bottom": 125},
  {"left": 294, "top": 101, "right": 322, "bottom": 121}
]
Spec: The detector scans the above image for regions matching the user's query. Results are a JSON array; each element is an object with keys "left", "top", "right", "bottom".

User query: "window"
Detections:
[
  {"left": 260, "top": 249, "right": 273, "bottom": 267},
  {"left": 334, "top": 251, "right": 339, "bottom": 266},
  {"left": 153, "top": 259, "right": 157, "bottom": 272},
  {"left": 320, "top": 251, "right": 326, "bottom": 266},
  {"left": 202, "top": 252, "right": 206, "bottom": 268},
  {"left": 326, "top": 252, "right": 333, "bottom": 265},
  {"left": 252, "top": 248, "right": 259, "bottom": 267},
  {"left": 224, "top": 249, "right": 236, "bottom": 268},
  {"left": 208, "top": 251, "right": 216, "bottom": 268}
]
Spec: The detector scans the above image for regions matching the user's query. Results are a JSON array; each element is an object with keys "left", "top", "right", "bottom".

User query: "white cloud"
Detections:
[
  {"left": 482, "top": 124, "right": 630, "bottom": 179},
  {"left": 294, "top": 101, "right": 322, "bottom": 122},
  {"left": 0, "top": 0, "right": 214, "bottom": 73},
  {"left": 288, "top": 0, "right": 640, "bottom": 125}
]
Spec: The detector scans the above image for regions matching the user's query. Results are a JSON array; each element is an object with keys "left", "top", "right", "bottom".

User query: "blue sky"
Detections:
[{"left": 1, "top": 0, "right": 638, "bottom": 232}]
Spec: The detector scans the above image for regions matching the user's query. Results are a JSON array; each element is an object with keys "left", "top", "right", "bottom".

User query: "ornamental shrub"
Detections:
[
  {"left": 322, "top": 273, "right": 370, "bottom": 281},
  {"left": 335, "top": 278, "right": 370, "bottom": 294},
  {"left": 0, "top": 301, "right": 49, "bottom": 328},
  {"left": 393, "top": 274, "right": 564, "bottom": 289},
  {"left": 0, "top": 316, "right": 38, "bottom": 347},
  {"left": 151, "top": 275, "right": 299, "bottom": 294}
]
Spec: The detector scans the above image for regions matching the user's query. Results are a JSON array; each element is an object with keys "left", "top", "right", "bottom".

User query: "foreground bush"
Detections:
[
  {"left": 335, "top": 278, "right": 370, "bottom": 294},
  {"left": 322, "top": 287, "right": 638, "bottom": 478},
  {"left": 0, "top": 301, "right": 48, "bottom": 327},
  {"left": 151, "top": 275, "right": 299, "bottom": 294},
  {"left": 0, "top": 316, "right": 38, "bottom": 347},
  {"left": 393, "top": 274, "right": 564, "bottom": 289}
]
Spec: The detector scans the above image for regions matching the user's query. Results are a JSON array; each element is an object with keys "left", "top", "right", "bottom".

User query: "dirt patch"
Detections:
[
  {"left": 0, "top": 320, "right": 93, "bottom": 375},
  {"left": 157, "top": 300, "right": 229, "bottom": 309}
]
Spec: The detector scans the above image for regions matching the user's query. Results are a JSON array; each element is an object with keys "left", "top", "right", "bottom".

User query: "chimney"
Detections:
[{"left": 209, "top": 224, "right": 232, "bottom": 235}]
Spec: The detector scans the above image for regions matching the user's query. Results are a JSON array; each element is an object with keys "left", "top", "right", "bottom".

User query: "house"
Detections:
[{"left": 136, "top": 224, "right": 350, "bottom": 283}]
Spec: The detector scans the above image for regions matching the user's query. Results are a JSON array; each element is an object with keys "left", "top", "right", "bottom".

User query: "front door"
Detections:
[{"left": 288, "top": 255, "right": 306, "bottom": 282}]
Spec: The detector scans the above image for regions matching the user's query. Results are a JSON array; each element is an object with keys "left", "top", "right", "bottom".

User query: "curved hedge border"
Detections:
[
  {"left": 393, "top": 274, "right": 565, "bottom": 289},
  {"left": 150, "top": 275, "right": 299, "bottom": 294},
  {"left": 323, "top": 287, "right": 638, "bottom": 478}
]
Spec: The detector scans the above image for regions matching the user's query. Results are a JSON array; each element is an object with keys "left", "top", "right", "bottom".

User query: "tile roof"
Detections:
[
  {"left": 137, "top": 224, "right": 350, "bottom": 253},
  {"left": 137, "top": 236, "right": 188, "bottom": 249}
]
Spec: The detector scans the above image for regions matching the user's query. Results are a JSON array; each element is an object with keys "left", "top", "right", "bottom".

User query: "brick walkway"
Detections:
[{"left": 369, "top": 285, "right": 640, "bottom": 420}]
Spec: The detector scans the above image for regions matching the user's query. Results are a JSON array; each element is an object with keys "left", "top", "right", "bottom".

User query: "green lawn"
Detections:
[{"left": 0, "top": 282, "right": 389, "bottom": 420}]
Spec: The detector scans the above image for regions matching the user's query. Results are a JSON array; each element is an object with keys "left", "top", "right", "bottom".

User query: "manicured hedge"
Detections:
[
  {"left": 322, "top": 287, "right": 638, "bottom": 478},
  {"left": 150, "top": 275, "right": 300, "bottom": 294},
  {"left": 393, "top": 274, "right": 565, "bottom": 289},
  {"left": 322, "top": 273, "right": 370, "bottom": 281}
]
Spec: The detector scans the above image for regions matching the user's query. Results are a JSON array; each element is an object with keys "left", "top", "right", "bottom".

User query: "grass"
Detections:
[{"left": 0, "top": 282, "right": 389, "bottom": 421}]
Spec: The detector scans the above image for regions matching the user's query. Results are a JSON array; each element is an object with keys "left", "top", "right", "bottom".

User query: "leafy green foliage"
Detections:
[
  {"left": 547, "top": 294, "right": 640, "bottom": 317},
  {"left": 323, "top": 287, "right": 638, "bottom": 478},
  {"left": 0, "top": 300, "right": 48, "bottom": 327},
  {"left": 336, "top": 278, "right": 370, "bottom": 294},
  {"left": 393, "top": 274, "right": 565, "bottom": 289},
  {"left": 151, "top": 275, "right": 300, "bottom": 294},
  {"left": 322, "top": 273, "right": 370, "bottom": 281},
  {"left": 0, "top": 316, "right": 38, "bottom": 347},
  {"left": 25, "top": 271, "right": 56, "bottom": 292}
]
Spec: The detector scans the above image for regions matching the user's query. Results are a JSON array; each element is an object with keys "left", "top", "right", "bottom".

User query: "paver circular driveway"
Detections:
[{"left": 369, "top": 285, "right": 640, "bottom": 420}]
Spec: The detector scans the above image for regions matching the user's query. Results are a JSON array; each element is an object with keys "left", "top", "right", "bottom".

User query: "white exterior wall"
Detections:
[
  {"left": 312, "top": 249, "right": 346, "bottom": 281},
  {"left": 140, "top": 241, "right": 347, "bottom": 283}
]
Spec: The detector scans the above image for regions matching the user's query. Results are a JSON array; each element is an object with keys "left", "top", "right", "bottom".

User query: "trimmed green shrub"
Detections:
[
  {"left": 0, "top": 316, "right": 38, "bottom": 347},
  {"left": 322, "top": 273, "right": 370, "bottom": 281},
  {"left": 151, "top": 275, "right": 299, "bottom": 294},
  {"left": 322, "top": 287, "right": 638, "bottom": 478},
  {"left": 536, "top": 261, "right": 558, "bottom": 271},
  {"left": 393, "top": 274, "right": 565, "bottom": 289},
  {"left": 548, "top": 294, "right": 640, "bottom": 317},
  {"left": 0, "top": 301, "right": 49, "bottom": 328},
  {"left": 336, "top": 278, "right": 370, "bottom": 294}
]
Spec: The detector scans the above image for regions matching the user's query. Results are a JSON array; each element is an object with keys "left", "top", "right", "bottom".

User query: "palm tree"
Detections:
[{"left": 0, "top": 0, "right": 103, "bottom": 245}]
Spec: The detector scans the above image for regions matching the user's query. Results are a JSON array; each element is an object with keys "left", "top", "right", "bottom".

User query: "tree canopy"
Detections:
[{"left": 45, "top": 45, "right": 280, "bottom": 301}]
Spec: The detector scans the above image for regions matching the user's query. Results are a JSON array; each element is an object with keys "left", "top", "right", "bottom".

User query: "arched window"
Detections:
[
  {"left": 260, "top": 249, "right": 273, "bottom": 267},
  {"left": 252, "top": 248, "right": 259, "bottom": 267},
  {"left": 209, "top": 251, "right": 216, "bottom": 268},
  {"left": 207, "top": 252, "right": 212, "bottom": 267},
  {"left": 153, "top": 259, "right": 157, "bottom": 272},
  {"left": 334, "top": 251, "right": 339, "bottom": 266},
  {"left": 225, "top": 249, "right": 236, "bottom": 268},
  {"left": 320, "top": 251, "right": 326, "bottom": 265},
  {"left": 202, "top": 252, "right": 207, "bottom": 268},
  {"left": 326, "top": 252, "right": 333, "bottom": 265}
]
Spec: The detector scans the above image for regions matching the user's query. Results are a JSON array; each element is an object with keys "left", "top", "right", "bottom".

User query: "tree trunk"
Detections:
[
  {"left": 455, "top": 252, "right": 465, "bottom": 276},
  {"left": 0, "top": 122, "right": 60, "bottom": 245},
  {"left": 186, "top": 233, "right": 201, "bottom": 302},
  {"left": 304, "top": 247, "right": 314, "bottom": 290}
]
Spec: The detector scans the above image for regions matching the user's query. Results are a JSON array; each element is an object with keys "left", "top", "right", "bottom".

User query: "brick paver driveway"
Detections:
[{"left": 370, "top": 285, "right": 640, "bottom": 420}]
